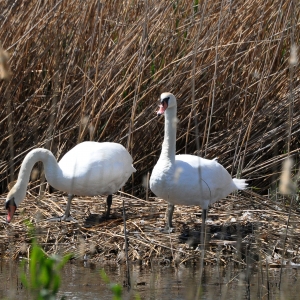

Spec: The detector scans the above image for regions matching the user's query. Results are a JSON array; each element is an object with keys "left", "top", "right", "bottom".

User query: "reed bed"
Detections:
[{"left": 0, "top": 0, "right": 299, "bottom": 195}]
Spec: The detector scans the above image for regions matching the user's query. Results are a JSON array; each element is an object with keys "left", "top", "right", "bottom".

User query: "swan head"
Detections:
[
  {"left": 5, "top": 184, "right": 24, "bottom": 223},
  {"left": 157, "top": 92, "right": 176, "bottom": 116}
]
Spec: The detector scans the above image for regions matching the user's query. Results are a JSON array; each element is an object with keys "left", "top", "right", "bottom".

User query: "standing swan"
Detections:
[
  {"left": 5, "top": 141, "right": 136, "bottom": 223},
  {"left": 150, "top": 92, "right": 247, "bottom": 232}
]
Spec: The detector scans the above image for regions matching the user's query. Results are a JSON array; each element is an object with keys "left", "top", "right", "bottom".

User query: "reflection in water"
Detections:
[{"left": 0, "top": 259, "right": 299, "bottom": 299}]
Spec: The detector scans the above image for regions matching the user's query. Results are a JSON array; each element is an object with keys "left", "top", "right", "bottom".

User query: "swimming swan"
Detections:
[
  {"left": 149, "top": 92, "right": 247, "bottom": 231},
  {"left": 5, "top": 141, "right": 136, "bottom": 223}
]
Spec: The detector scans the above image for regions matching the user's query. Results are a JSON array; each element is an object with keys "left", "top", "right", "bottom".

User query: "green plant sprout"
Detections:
[
  {"left": 100, "top": 269, "right": 123, "bottom": 300},
  {"left": 100, "top": 269, "right": 141, "bottom": 300},
  {"left": 20, "top": 221, "right": 72, "bottom": 300}
]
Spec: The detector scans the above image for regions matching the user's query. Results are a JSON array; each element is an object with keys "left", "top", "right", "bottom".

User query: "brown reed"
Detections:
[{"left": 0, "top": 0, "right": 299, "bottom": 198}]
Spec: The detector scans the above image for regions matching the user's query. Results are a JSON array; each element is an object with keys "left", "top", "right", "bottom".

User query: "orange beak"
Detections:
[
  {"left": 157, "top": 102, "right": 168, "bottom": 115},
  {"left": 7, "top": 205, "right": 17, "bottom": 223}
]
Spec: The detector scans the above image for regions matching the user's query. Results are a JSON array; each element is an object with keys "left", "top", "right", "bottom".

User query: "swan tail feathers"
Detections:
[{"left": 233, "top": 178, "right": 248, "bottom": 190}]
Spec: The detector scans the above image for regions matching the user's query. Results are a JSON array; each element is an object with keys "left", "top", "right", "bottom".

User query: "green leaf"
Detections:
[
  {"left": 20, "top": 221, "right": 72, "bottom": 299},
  {"left": 100, "top": 269, "right": 110, "bottom": 284}
]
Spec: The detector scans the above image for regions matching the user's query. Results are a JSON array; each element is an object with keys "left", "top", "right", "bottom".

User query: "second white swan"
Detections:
[{"left": 150, "top": 92, "right": 247, "bottom": 232}]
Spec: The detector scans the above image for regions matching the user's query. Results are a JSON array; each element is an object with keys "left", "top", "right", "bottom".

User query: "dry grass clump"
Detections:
[
  {"left": 2, "top": 192, "right": 300, "bottom": 269},
  {"left": 0, "top": 0, "right": 299, "bottom": 197}
]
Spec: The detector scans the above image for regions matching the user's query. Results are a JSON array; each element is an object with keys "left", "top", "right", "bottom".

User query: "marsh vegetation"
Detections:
[{"left": 0, "top": 0, "right": 300, "bottom": 299}]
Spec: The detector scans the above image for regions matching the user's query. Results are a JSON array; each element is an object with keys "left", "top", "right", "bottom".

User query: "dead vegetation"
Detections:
[
  {"left": 1, "top": 191, "right": 300, "bottom": 268},
  {"left": 0, "top": 0, "right": 300, "bottom": 266}
]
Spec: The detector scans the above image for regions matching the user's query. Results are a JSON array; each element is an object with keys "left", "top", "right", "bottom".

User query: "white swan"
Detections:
[
  {"left": 150, "top": 92, "right": 247, "bottom": 232},
  {"left": 5, "top": 141, "right": 136, "bottom": 223}
]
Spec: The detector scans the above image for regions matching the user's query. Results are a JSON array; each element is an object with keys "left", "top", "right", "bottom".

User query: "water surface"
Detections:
[{"left": 1, "top": 260, "right": 299, "bottom": 299}]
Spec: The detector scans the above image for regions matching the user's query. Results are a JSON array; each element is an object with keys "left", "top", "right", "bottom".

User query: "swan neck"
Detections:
[
  {"left": 160, "top": 106, "right": 177, "bottom": 162},
  {"left": 16, "top": 149, "right": 59, "bottom": 197}
]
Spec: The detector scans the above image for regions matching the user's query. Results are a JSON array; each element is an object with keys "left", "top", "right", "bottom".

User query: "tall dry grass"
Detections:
[{"left": 0, "top": 0, "right": 299, "bottom": 197}]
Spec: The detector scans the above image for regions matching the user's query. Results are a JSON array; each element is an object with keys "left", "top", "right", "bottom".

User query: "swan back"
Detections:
[
  {"left": 151, "top": 154, "right": 242, "bottom": 209},
  {"left": 6, "top": 142, "right": 135, "bottom": 207},
  {"left": 55, "top": 141, "right": 135, "bottom": 196}
]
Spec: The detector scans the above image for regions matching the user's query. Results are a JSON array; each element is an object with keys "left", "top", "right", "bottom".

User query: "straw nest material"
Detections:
[{"left": 1, "top": 190, "right": 300, "bottom": 268}]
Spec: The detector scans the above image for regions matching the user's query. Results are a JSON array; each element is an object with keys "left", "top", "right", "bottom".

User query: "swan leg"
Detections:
[
  {"left": 47, "top": 194, "right": 77, "bottom": 222},
  {"left": 167, "top": 203, "right": 174, "bottom": 228},
  {"left": 161, "top": 203, "right": 174, "bottom": 232},
  {"left": 105, "top": 195, "right": 113, "bottom": 218},
  {"left": 64, "top": 194, "right": 73, "bottom": 217}
]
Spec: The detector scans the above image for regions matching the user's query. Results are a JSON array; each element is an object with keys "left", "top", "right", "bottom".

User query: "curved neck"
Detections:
[
  {"left": 160, "top": 106, "right": 177, "bottom": 163},
  {"left": 15, "top": 149, "right": 61, "bottom": 199}
]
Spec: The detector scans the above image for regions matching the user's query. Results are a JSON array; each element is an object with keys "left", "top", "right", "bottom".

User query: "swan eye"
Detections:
[
  {"left": 160, "top": 96, "right": 170, "bottom": 106},
  {"left": 5, "top": 197, "right": 16, "bottom": 209}
]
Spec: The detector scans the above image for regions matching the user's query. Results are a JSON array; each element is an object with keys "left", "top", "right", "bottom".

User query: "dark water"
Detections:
[{"left": 0, "top": 259, "right": 300, "bottom": 299}]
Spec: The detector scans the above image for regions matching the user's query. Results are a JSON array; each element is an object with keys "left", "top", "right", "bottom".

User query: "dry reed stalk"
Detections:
[
  {"left": 0, "top": 44, "right": 12, "bottom": 80},
  {"left": 278, "top": 3, "right": 298, "bottom": 283}
]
